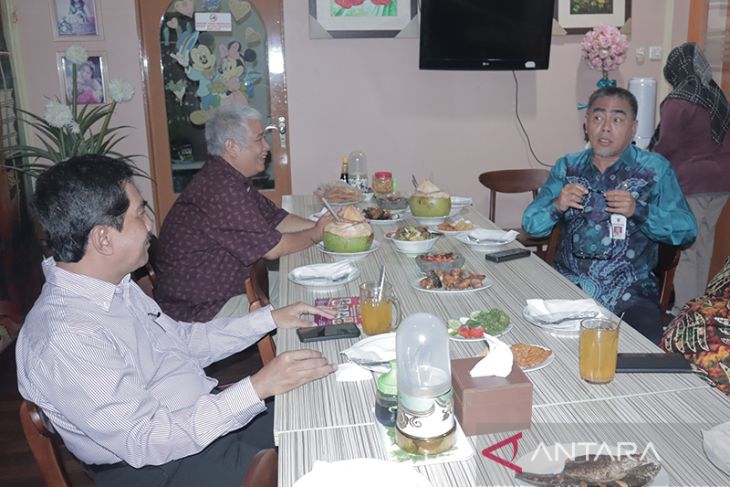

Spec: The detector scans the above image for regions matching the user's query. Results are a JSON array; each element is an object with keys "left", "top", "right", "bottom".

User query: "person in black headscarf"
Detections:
[{"left": 650, "top": 42, "right": 730, "bottom": 314}]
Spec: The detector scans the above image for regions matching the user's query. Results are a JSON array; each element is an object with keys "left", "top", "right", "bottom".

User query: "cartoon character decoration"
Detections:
[{"left": 166, "top": 2, "right": 263, "bottom": 126}]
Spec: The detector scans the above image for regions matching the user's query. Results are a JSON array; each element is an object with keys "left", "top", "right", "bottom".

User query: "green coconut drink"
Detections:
[
  {"left": 322, "top": 205, "right": 374, "bottom": 253},
  {"left": 409, "top": 180, "right": 451, "bottom": 217}
]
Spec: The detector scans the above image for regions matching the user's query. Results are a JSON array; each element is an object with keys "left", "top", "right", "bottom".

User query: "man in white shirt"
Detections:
[{"left": 16, "top": 155, "right": 336, "bottom": 486}]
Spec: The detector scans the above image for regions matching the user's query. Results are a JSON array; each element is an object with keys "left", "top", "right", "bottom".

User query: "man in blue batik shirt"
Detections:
[{"left": 523, "top": 87, "right": 697, "bottom": 343}]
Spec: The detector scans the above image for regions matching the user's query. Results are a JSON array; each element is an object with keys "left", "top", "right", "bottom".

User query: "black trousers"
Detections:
[
  {"left": 616, "top": 295, "right": 663, "bottom": 344},
  {"left": 87, "top": 401, "right": 275, "bottom": 487}
]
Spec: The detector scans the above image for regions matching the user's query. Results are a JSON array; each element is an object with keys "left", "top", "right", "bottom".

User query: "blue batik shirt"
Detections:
[{"left": 522, "top": 145, "right": 697, "bottom": 313}]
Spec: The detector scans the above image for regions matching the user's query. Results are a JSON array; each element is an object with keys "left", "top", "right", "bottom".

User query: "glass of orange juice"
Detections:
[
  {"left": 360, "top": 282, "right": 401, "bottom": 336},
  {"left": 579, "top": 317, "right": 619, "bottom": 384}
]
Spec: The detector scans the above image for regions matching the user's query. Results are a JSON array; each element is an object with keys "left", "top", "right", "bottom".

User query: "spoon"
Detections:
[
  {"left": 467, "top": 234, "right": 508, "bottom": 244},
  {"left": 321, "top": 197, "right": 342, "bottom": 223}
]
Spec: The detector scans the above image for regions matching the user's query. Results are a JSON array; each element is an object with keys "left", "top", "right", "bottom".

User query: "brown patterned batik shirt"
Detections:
[{"left": 155, "top": 156, "right": 287, "bottom": 322}]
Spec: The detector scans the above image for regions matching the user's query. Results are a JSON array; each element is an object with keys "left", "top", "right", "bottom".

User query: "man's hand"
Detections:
[
  {"left": 271, "top": 302, "right": 336, "bottom": 329},
  {"left": 250, "top": 349, "right": 336, "bottom": 400},
  {"left": 604, "top": 190, "right": 636, "bottom": 217},
  {"left": 554, "top": 183, "right": 589, "bottom": 212},
  {"left": 311, "top": 213, "right": 334, "bottom": 242}
]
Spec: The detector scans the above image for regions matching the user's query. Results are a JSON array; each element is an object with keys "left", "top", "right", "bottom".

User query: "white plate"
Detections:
[
  {"left": 447, "top": 321, "right": 513, "bottom": 341},
  {"left": 288, "top": 268, "right": 360, "bottom": 287},
  {"left": 428, "top": 224, "right": 479, "bottom": 236},
  {"left": 455, "top": 232, "right": 512, "bottom": 250},
  {"left": 366, "top": 213, "right": 403, "bottom": 225},
  {"left": 516, "top": 345, "right": 555, "bottom": 372},
  {"left": 316, "top": 240, "right": 380, "bottom": 261},
  {"left": 412, "top": 277, "right": 493, "bottom": 294},
  {"left": 340, "top": 332, "right": 396, "bottom": 373},
  {"left": 414, "top": 215, "right": 448, "bottom": 226},
  {"left": 515, "top": 443, "right": 668, "bottom": 487},
  {"left": 450, "top": 196, "right": 472, "bottom": 208},
  {"left": 522, "top": 306, "right": 609, "bottom": 337}
]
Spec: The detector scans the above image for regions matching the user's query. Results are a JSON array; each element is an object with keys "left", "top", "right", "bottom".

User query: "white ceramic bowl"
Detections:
[{"left": 389, "top": 235, "right": 439, "bottom": 256}]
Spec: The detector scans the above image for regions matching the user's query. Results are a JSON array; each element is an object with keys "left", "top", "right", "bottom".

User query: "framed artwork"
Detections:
[
  {"left": 554, "top": 0, "right": 631, "bottom": 35},
  {"left": 51, "top": 0, "right": 103, "bottom": 40},
  {"left": 57, "top": 52, "right": 107, "bottom": 105},
  {"left": 309, "top": 0, "right": 419, "bottom": 39}
]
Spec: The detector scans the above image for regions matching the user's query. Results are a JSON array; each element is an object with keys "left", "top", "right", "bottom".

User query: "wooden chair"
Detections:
[
  {"left": 544, "top": 226, "right": 681, "bottom": 314},
  {"left": 245, "top": 260, "right": 276, "bottom": 365},
  {"left": 241, "top": 448, "right": 278, "bottom": 487},
  {"left": 478, "top": 169, "right": 551, "bottom": 259},
  {"left": 19, "top": 400, "right": 72, "bottom": 487}
]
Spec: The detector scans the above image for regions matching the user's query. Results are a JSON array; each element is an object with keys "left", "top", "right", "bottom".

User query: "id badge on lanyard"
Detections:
[{"left": 610, "top": 214, "right": 627, "bottom": 240}]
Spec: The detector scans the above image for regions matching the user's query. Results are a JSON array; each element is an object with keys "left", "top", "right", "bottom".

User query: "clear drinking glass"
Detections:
[
  {"left": 359, "top": 282, "right": 401, "bottom": 336},
  {"left": 579, "top": 317, "right": 620, "bottom": 384}
]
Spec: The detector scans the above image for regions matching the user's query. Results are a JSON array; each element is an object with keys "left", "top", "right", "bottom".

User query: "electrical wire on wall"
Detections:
[{"left": 512, "top": 71, "right": 553, "bottom": 168}]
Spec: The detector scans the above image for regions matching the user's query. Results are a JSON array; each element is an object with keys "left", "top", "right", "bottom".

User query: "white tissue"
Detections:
[
  {"left": 290, "top": 262, "right": 355, "bottom": 280},
  {"left": 703, "top": 421, "right": 730, "bottom": 476},
  {"left": 293, "top": 459, "right": 432, "bottom": 487},
  {"left": 335, "top": 363, "right": 373, "bottom": 382},
  {"left": 469, "top": 335, "right": 514, "bottom": 378},
  {"left": 467, "top": 229, "right": 519, "bottom": 243}
]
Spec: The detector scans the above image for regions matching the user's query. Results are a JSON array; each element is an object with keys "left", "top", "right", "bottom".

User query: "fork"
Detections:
[
  {"left": 466, "top": 235, "right": 508, "bottom": 244},
  {"left": 532, "top": 311, "right": 599, "bottom": 325},
  {"left": 296, "top": 273, "right": 350, "bottom": 282}
]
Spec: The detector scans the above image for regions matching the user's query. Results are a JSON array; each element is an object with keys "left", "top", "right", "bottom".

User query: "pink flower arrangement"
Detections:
[{"left": 581, "top": 25, "right": 629, "bottom": 79}]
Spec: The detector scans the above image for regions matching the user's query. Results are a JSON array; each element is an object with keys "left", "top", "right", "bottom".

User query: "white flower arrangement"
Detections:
[{"left": 4, "top": 44, "right": 143, "bottom": 175}]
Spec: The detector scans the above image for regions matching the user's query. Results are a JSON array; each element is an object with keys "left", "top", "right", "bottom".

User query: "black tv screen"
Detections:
[{"left": 419, "top": 0, "right": 555, "bottom": 71}]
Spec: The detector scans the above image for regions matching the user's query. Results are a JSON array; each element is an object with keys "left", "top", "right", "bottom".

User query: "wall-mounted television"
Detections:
[{"left": 419, "top": 0, "right": 555, "bottom": 71}]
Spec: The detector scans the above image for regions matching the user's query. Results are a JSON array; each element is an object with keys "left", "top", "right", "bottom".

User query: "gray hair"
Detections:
[{"left": 205, "top": 105, "right": 263, "bottom": 156}]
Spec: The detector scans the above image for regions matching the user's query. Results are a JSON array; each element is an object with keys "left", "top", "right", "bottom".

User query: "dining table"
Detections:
[{"left": 273, "top": 195, "right": 730, "bottom": 486}]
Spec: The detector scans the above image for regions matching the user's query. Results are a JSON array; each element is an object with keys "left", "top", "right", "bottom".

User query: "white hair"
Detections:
[{"left": 205, "top": 105, "right": 262, "bottom": 156}]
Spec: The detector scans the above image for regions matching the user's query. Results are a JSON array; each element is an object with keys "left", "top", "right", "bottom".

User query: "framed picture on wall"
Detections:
[
  {"left": 554, "top": 0, "right": 631, "bottom": 35},
  {"left": 57, "top": 52, "right": 107, "bottom": 105},
  {"left": 309, "top": 0, "right": 419, "bottom": 39},
  {"left": 51, "top": 0, "right": 103, "bottom": 40}
]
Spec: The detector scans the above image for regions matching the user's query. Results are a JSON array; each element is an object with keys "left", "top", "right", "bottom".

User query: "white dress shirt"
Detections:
[{"left": 16, "top": 258, "right": 276, "bottom": 468}]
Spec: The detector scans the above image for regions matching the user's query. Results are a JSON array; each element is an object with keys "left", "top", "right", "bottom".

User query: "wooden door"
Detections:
[{"left": 136, "top": 0, "right": 291, "bottom": 222}]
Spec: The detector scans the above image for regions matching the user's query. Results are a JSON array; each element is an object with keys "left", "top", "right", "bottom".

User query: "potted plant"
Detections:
[{"left": 3, "top": 44, "right": 144, "bottom": 176}]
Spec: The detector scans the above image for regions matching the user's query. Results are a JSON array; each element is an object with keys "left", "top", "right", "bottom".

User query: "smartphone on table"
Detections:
[
  {"left": 296, "top": 323, "right": 361, "bottom": 343},
  {"left": 484, "top": 248, "right": 532, "bottom": 263}
]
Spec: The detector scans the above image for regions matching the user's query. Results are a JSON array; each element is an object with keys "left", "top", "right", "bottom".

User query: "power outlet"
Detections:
[{"left": 649, "top": 46, "right": 662, "bottom": 60}]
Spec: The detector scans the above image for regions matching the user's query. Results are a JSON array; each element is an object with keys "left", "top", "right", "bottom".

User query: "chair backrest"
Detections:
[
  {"left": 544, "top": 226, "right": 680, "bottom": 314},
  {"left": 132, "top": 234, "right": 160, "bottom": 298},
  {"left": 244, "top": 260, "right": 276, "bottom": 365},
  {"left": 478, "top": 169, "right": 550, "bottom": 221},
  {"left": 241, "top": 448, "right": 277, "bottom": 487},
  {"left": 19, "top": 400, "right": 72, "bottom": 487},
  {"left": 654, "top": 243, "right": 681, "bottom": 314}
]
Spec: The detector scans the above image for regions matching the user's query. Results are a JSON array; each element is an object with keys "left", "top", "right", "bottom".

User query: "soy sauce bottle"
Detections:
[{"left": 340, "top": 157, "right": 349, "bottom": 183}]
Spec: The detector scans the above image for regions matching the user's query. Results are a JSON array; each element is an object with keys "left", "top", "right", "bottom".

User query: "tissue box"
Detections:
[{"left": 451, "top": 357, "right": 533, "bottom": 436}]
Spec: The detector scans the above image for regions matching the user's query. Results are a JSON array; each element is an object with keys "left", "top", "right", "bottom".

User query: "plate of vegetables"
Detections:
[{"left": 447, "top": 309, "right": 512, "bottom": 341}]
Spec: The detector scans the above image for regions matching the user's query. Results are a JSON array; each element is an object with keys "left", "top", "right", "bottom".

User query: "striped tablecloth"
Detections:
[
  {"left": 274, "top": 196, "right": 712, "bottom": 440},
  {"left": 278, "top": 388, "right": 730, "bottom": 486}
]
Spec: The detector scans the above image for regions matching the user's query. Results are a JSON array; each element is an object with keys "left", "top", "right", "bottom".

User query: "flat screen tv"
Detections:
[{"left": 419, "top": 0, "right": 555, "bottom": 71}]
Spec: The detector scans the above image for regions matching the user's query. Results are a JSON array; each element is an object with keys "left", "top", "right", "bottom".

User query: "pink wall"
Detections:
[
  {"left": 12, "top": 0, "right": 690, "bottom": 228},
  {"left": 283, "top": 0, "right": 690, "bottom": 227},
  {"left": 12, "top": 0, "right": 153, "bottom": 206}
]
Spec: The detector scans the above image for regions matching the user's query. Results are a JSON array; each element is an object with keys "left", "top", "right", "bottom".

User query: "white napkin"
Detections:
[
  {"left": 341, "top": 332, "right": 396, "bottom": 365},
  {"left": 703, "top": 421, "right": 730, "bottom": 476},
  {"left": 293, "top": 459, "right": 432, "bottom": 487},
  {"left": 525, "top": 299, "right": 604, "bottom": 330},
  {"left": 335, "top": 363, "right": 372, "bottom": 382},
  {"left": 467, "top": 229, "right": 519, "bottom": 243},
  {"left": 290, "top": 262, "right": 355, "bottom": 280},
  {"left": 470, "top": 335, "right": 514, "bottom": 378}
]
